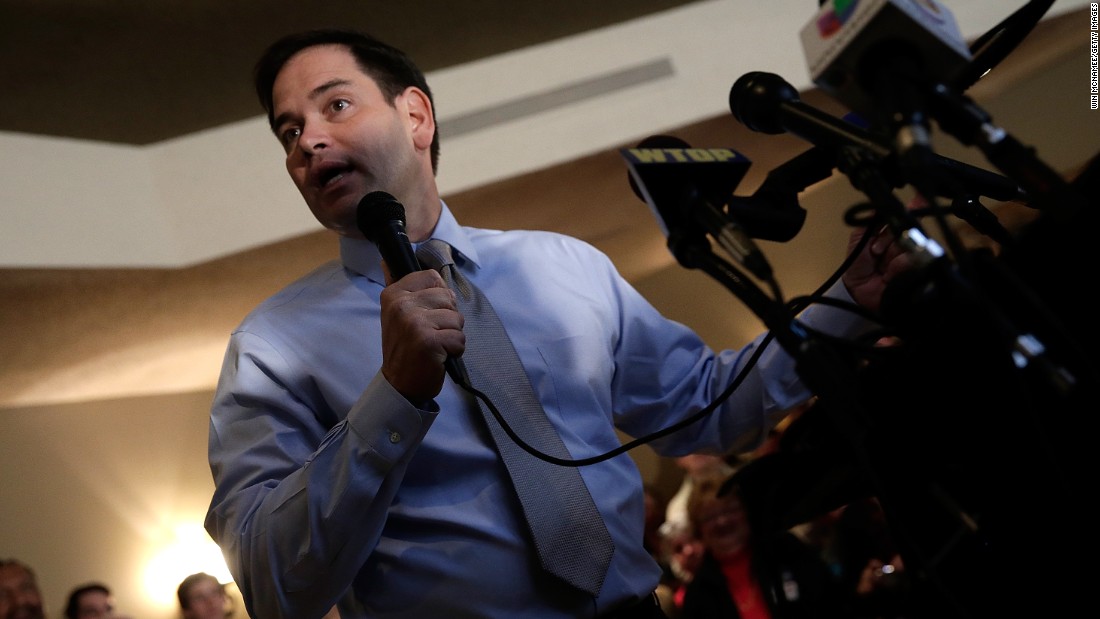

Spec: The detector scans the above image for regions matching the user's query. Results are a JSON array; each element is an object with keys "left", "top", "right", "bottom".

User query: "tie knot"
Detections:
[{"left": 416, "top": 239, "right": 454, "bottom": 271}]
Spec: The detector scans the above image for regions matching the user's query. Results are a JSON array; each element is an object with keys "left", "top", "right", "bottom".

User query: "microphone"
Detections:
[
  {"left": 621, "top": 136, "right": 773, "bottom": 280},
  {"left": 729, "top": 71, "right": 1028, "bottom": 204},
  {"left": 799, "top": 0, "right": 971, "bottom": 121},
  {"left": 730, "top": 71, "right": 890, "bottom": 158},
  {"left": 356, "top": 191, "right": 466, "bottom": 384},
  {"left": 357, "top": 191, "right": 421, "bottom": 277}
]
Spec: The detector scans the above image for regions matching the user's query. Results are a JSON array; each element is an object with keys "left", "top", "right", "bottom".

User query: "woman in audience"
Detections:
[{"left": 680, "top": 471, "right": 843, "bottom": 619}]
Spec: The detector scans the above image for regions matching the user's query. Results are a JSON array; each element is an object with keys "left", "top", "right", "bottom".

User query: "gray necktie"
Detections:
[{"left": 416, "top": 239, "right": 615, "bottom": 596}]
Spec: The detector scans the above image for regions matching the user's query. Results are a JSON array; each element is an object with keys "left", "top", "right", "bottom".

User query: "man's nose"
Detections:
[{"left": 299, "top": 123, "right": 329, "bottom": 153}]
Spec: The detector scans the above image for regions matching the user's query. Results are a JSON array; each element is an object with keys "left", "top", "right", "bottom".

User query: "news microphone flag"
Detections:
[{"left": 802, "top": 0, "right": 972, "bottom": 115}]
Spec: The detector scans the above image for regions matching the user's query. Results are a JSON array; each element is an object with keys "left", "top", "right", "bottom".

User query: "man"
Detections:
[
  {"left": 204, "top": 29, "right": 909, "bottom": 619},
  {"left": 177, "top": 573, "right": 228, "bottom": 619},
  {"left": 63, "top": 583, "right": 130, "bottom": 619},
  {"left": 0, "top": 559, "right": 45, "bottom": 619}
]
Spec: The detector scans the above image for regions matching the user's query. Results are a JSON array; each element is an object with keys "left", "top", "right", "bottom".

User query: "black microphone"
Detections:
[
  {"left": 621, "top": 136, "right": 773, "bottom": 280},
  {"left": 357, "top": 191, "right": 421, "bottom": 277},
  {"left": 731, "top": 71, "right": 890, "bottom": 157},
  {"left": 729, "top": 72, "right": 1028, "bottom": 204},
  {"left": 356, "top": 191, "right": 466, "bottom": 384}
]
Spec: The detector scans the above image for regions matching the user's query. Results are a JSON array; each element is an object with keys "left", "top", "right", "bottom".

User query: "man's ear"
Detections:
[{"left": 403, "top": 86, "right": 435, "bottom": 153}]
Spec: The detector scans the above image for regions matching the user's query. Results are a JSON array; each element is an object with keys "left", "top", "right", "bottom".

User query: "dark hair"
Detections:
[
  {"left": 0, "top": 558, "right": 35, "bottom": 576},
  {"left": 253, "top": 28, "right": 440, "bottom": 173},
  {"left": 176, "top": 572, "right": 223, "bottom": 610},
  {"left": 64, "top": 583, "right": 111, "bottom": 619}
]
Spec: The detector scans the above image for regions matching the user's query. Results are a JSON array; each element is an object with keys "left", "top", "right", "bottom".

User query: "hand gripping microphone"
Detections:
[{"left": 356, "top": 191, "right": 466, "bottom": 384}]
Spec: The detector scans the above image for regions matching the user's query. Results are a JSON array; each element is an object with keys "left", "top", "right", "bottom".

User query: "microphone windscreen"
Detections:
[
  {"left": 729, "top": 72, "right": 798, "bottom": 135},
  {"left": 356, "top": 191, "right": 405, "bottom": 243}
]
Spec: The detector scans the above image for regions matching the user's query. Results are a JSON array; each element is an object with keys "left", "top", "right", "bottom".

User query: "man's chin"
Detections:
[
  {"left": 330, "top": 222, "right": 366, "bottom": 239},
  {"left": 309, "top": 203, "right": 360, "bottom": 236}
]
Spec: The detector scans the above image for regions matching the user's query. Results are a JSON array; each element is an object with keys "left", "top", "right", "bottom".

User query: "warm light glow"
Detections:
[{"left": 143, "top": 522, "right": 233, "bottom": 610}]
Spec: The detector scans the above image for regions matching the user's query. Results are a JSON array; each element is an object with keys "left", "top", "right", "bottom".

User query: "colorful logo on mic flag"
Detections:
[{"left": 817, "top": 0, "right": 859, "bottom": 38}]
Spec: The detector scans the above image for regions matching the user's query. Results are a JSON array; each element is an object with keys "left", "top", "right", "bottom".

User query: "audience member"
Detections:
[
  {"left": 655, "top": 519, "right": 705, "bottom": 618},
  {"left": 832, "top": 498, "right": 911, "bottom": 618},
  {"left": 63, "top": 582, "right": 131, "bottom": 619},
  {"left": 789, "top": 505, "right": 846, "bottom": 581},
  {"left": 664, "top": 454, "right": 737, "bottom": 532},
  {"left": 0, "top": 559, "right": 45, "bottom": 619},
  {"left": 178, "top": 572, "right": 230, "bottom": 619},
  {"left": 680, "top": 471, "right": 843, "bottom": 619}
]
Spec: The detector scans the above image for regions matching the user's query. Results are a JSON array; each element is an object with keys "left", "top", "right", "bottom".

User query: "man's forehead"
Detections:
[
  {"left": 273, "top": 46, "right": 372, "bottom": 105},
  {"left": 0, "top": 564, "right": 31, "bottom": 580},
  {"left": 0, "top": 572, "right": 33, "bottom": 595},
  {"left": 281, "top": 44, "right": 360, "bottom": 81}
]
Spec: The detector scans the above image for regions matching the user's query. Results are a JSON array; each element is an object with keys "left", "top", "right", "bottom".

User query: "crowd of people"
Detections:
[
  {"left": 0, "top": 560, "right": 233, "bottom": 619},
  {"left": 5, "top": 459, "right": 908, "bottom": 619},
  {"left": 642, "top": 443, "right": 914, "bottom": 619}
]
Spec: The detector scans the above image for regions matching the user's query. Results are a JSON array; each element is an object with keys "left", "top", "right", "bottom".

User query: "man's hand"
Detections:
[
  {"left": 842, "top": 198, "right": 925, "bottom": 314},
  {"left": 379, "top": 267, "right": 465, "bottom": 404}
]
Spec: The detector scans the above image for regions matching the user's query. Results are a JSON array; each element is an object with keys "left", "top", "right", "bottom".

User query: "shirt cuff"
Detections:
[
  {"left": 798, "top": 279, "right": 879, "bottom": 341},
  {"left": 346, "top": 372, "right": 439, "bottom": 462}
]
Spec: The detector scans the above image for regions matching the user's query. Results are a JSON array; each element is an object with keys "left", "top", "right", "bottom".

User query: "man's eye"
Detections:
[
  {"left": 280, "top": 127, "right": 301, "bottom": 146},
  {"left": 331, "top": 99, "right": 350, "bottom": 112}
]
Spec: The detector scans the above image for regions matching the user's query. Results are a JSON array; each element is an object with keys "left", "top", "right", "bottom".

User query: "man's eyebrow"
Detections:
[{"left": 272, "top": 78, "right": 352, "bottom": 131}]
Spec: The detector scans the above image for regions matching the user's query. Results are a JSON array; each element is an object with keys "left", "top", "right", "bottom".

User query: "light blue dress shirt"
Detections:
[{"left": 205, "top": 202, "right": 870, "bottom": 619}]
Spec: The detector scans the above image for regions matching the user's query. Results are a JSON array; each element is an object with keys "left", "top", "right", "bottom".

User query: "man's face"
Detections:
[
  {"left": 73, "top": 590, "right": 115, "bottom": 619},
  {"left": 0, "top": 564, "right": 45, "bottom": 619},
  {"left": 270, "top": 44, "right": 426, "bottom": 238},
  {"left": 182, "top": 579, "right": 227, "bottom": 619}
]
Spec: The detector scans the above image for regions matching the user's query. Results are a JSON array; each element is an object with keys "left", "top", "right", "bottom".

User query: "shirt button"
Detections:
[{"left": 388, "top": 430, "right": 401, "bottom": 444}]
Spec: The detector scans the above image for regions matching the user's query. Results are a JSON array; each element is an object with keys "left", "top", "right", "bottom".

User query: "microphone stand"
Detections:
[
  {"left": 925, "top": 84, "right": 1089, "bottom": 222},
  {"left": 673, "top": 224, "right": 991, "bottom": 618},
  {"left": 668, "top": 225, "right": 875, "bottom": 444},
  {"left": 833, "top": 133, "right": 1095, "bottom": 616},
  {"left": 696, "top": 109, "right": 1083, "bottom": 614},
  {"left": 849, "top": 70, "right": 1087, "bottom": 401}
]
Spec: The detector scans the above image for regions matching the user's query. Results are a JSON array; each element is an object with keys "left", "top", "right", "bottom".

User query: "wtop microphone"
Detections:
[
  {"left": 800, "top": 0, "right": 972, "bottom": 126},
  {"left": 356, "top": 191, "right": 467, "bottom": 384},
  {"left": 621, "top": 136, "right": 773, "bottom": 280}
]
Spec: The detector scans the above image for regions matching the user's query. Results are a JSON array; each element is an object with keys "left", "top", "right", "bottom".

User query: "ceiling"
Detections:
[
  {"left": 0, "top": 0, "right": 702, "bottom": 145},
  {"left": 1, "top": 1, "right": 1097, "bottom": 410}
]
